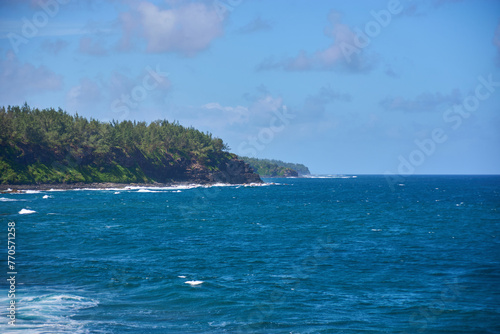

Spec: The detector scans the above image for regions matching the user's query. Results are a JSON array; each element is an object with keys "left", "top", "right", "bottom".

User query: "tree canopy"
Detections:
[
  {"left": 0, "top": 104, "right": 235, "bottom": 184},
  {"left": 240, "top": 156, "right": 310, "bottom": 177}
]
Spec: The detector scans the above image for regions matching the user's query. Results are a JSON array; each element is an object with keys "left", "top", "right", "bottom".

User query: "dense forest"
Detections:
[
  {"left": 240, "top": 157, "right": 310, "bottom": 177},
  {"left": 0, "top": 104, "right": 260, "bottom": 185}
]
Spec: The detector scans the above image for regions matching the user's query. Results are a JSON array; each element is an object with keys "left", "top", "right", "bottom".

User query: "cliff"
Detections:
[{"left": 0, "top": 105, "right": 262, "bottom": 187}]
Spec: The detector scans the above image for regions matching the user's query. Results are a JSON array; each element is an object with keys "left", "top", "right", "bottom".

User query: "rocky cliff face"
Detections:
[
  {"left": 282, "top": 168, "right": 299, "bottom": 177},
  {"left": 185, "top": 158, "right": 262, "bottom": 184},
  {"left": 211, "top": 159, "right": 262, "bottom": 184},
  {"left": 1, "top": 106, "right": 262, "bottom": 186},
  {"left": 1, "top": 142, "right": 262, "bottom": 186}
]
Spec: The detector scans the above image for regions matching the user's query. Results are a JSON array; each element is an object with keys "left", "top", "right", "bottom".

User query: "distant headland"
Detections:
[{"left": 240, "top": 157, "right": 310, "bottom": 178}]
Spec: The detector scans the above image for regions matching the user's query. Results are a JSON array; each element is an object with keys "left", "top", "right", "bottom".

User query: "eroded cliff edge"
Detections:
[{"left": 0, "top": 105, "right": 262, "bottom": 189}]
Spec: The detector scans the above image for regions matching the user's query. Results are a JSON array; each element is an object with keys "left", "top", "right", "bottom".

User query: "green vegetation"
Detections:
[
  {"left": 0, "top": 104, "right": 237, "bottom": 185},
  {"left": 240, "top": 156, "right": 310, "bottom": 177}
]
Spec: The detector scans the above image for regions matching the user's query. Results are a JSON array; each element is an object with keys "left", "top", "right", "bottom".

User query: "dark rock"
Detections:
[
  {"left": 282, "top": 168, "right": 299, "bottom": 177},
  {"left": 210, "top": 159, "right": 262, "bottom": 184}
]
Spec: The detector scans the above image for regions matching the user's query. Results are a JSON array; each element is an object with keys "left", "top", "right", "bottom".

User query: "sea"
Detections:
[{"left": 0, "top": 175, "right": 499, "bottom": 333}]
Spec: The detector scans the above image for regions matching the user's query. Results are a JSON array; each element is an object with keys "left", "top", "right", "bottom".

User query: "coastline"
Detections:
[{"left": 0, "top": 181, "right": 264, "bottom": 192}]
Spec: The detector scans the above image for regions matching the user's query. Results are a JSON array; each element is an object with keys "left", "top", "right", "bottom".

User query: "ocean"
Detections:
[{"left": 1, "top": 175, "right": 499, "bottom": 333}]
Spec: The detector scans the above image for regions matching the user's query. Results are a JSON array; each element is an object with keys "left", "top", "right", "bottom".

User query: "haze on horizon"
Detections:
[{"left": 1, "top": 0, "right": 499, "bottom": 175}]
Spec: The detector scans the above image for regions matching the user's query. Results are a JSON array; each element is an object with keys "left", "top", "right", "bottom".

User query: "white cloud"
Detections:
[
  {"left": 41, "top": 39, "right": 69, "bottom": 55},
  {"left": 65, "top": 66, "right": 171, "bottom": 117},
  {"left": 301, "top": 86, "right": 351, "bottom": 118},
  {"left": 257, "top": 11, "right": 376, "bottom": 72},
  {"left": 201, "top": 102, "right": 249, "bottom": 124},
  {"left": 162, "top": 93, "right": 286, "bottom": 137},
  {"left": 0, "top": 51, "right": 62, "bottom": 102},
  {"left": 494, "top": 23, "right": 500, "bottom": 67},
  {"left": 202, "top": 102, "right": 247, "bottom": 114},
  {"left": 238, "top": 16, "right": 272, "bottom": 34},
  {"left": 118, "top": 1, "right": 224, "bottom": 56},
  {"left": 380, "top": 89, "right": 462, "bottom": 112},
  {"left": 79, "top": 36, "right": 108, "bottom": 56},
  {"left": 196, "top": 96, "right": 283, "bottom": 128},
  {"left": 66, "top": 77, "right": 103, "bottom": 112}
]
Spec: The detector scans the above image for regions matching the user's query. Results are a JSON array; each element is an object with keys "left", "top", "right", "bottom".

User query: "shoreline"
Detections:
[{"left": 0, "top": 181, "right": 262, "bottom": 192}]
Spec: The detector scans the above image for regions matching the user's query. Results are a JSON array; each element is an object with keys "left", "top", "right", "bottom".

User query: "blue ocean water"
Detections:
[{"left": 1, "top": 175, "right": 499, "bottom": 333}]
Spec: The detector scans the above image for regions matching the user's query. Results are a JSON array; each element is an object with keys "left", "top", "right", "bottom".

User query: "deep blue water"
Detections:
[{"left": 1, "top": 175, "right": 499, "bottom": 333}]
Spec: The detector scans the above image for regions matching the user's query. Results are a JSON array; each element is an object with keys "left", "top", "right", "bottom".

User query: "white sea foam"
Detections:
[
  {"left": 151, "top": 182, "right": 269, "bottom": 190},
  {"left": 24, "top": 190, "right": 41, "bottom": 194},
  {"left": 185, "top": 280, "right": 204, "bottom": 286},
  {"left": 178, "top": 275, "right": 186, "bottom": 278},
  {"left": 22, "top": 294, "right": 96, "bottom": 306},
  {"left": 132, "top": 185, "right": 196, "bottom": 191},
  {"left": 105, "top": 225, "right": 121, "bottom": 229},
  {"left": 19, "top": 208, "right": 36, "bottom": 214},
  {"left": 120, "top": 183, "right": 247, "bottom": 192},
  {"left": 0, "top": 293, "right": 99, "bottom": 334},
  {"left": 39, "top": 182, "right": 270, "bottom": 193},
  {"left": 303, "top": 175, "right": 358, "bottom": 179},
  {"left": 240, "top": 182, "right": 273, "bottom": 187},
  {"left": 42, "top": 195, "right": 51, "bottom": 199},
  {"left": 208, "top": 321, "right": 230, "bottom": 328},
  {"left": 73, "top": 187, "right": 137, "bottom": 191},
  {"left": 204, "top": 182, "right": 234, "bottom": 188},
  {"left": 107, "top": 184, "right": 203, "bottom": 192},
  {"left": 0, "top": 197, "right": 24, "bottom": 202},
  {"left": 137, "top": 189, "right": 161, "bottom": 193}
]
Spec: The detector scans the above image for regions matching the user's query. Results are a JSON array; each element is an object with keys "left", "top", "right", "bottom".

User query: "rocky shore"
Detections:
[
  {"left": 0, "top": 181, "right": 259, "bottom": 192},
  {"left": 0, "top": 159, "right": 263, "bottom": 192}
]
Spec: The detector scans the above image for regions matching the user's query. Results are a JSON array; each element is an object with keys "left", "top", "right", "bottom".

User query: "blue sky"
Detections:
[{"left": 1, "top": 0, "right": 499, "bottom": 174}]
